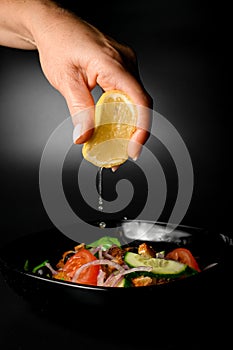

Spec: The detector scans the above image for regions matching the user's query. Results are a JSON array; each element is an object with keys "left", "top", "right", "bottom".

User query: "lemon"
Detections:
[{"left": 82, "top": 90, "right": 137, "bottom": 168}]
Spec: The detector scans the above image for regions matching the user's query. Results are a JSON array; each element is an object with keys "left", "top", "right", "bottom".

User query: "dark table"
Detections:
[{"left": 1, "top": 251, "right": 232, "bottom": 350}]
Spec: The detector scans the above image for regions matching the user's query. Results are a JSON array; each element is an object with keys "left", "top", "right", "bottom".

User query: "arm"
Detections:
[
  {"left": 0, "top": 0, "right": 152, "bottom": 159},
  {"left": 0, "top": 0, "right": 55, "bottom": 49}
]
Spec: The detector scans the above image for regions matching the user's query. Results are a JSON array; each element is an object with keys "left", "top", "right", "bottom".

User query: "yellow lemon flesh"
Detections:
[{"left": 82, "top": 90, "right": 137, "bottom": 168}]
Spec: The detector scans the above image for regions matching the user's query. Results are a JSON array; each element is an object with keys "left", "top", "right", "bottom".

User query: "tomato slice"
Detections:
[
  {"left": 63, "top": 248, "right": 100, "bottom": 285},
  {"left": 165, "top": 247, "right": 201, "bottom": 272}
]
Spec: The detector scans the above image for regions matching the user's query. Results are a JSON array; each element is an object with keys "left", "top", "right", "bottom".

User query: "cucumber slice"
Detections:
[
  {"left": 116, "top": 278, "right": 126, "bottom": 287},
  {"left": 116, "top": 277, "right": 132, "bottom": 288},
  {"left": 124, "top": 252, "right": 189, "bottom": 278}
]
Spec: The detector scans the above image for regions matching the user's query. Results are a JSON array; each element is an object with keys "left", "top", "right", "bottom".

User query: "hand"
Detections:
[{"left": 0, "top": 0, "right": 153, "bottom": 162}]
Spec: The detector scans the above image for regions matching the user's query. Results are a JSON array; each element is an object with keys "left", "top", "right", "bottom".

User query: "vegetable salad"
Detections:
[{"left": 25, "top": 236, "right": 201, "bottom": 287}]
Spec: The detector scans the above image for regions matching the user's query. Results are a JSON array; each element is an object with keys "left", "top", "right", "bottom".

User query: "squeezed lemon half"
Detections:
[{"left": 82, "top": 90, "right": 138, "bottom": 168}]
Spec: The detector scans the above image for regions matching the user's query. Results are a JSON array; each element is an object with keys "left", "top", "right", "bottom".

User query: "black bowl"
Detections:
[{"left": 0, "top": 220, "right": 232, "bottom": 318}]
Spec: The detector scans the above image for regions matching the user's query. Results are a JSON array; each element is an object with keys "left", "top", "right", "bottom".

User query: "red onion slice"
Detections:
[
  {"left": 105, "top": 266, "right": 153, "bottom": 287},
  {"left": 71, "top": 259, "right": 125, "bottom": 283},
  {"left": 45, "top": 262, "right": 58, "bottom": 275},
  {"left": 97, "top": 269, "right": 106, "bottom": 286}
]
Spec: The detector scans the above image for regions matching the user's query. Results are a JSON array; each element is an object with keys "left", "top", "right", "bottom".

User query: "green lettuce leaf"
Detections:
[{"left": 86, "top": 236, "right": 121, "bottom": 251}]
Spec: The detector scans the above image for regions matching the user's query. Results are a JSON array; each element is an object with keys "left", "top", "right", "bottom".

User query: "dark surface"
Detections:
[
  {"left": 0, "top": 1, "right": 232, "bottom": 349},
  {"left": 1, "top": 223, "right": 233, "bottom": 349}
]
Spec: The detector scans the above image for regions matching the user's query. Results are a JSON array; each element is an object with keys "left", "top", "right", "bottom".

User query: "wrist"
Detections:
[
  {"left": 0, "top": 0, "right": 69, "bottom": 49},
  {"left": 22, "top": 0, "right": 68, "bottom": 47},
  {"left": 24, "top": 1, "right": 72, "bottom": 46}
]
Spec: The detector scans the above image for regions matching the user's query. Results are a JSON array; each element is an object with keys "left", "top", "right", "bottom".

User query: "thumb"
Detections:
[{"left": 63, "top": 82, "right": 95, "bottom": 144}]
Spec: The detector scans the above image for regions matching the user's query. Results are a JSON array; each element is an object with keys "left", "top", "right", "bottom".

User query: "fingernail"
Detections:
[
  {"left": 132, "top": 154, "right": 140, "bottom": 161},
  {"left": 128, "top": 141, "right": 142, "bottom": 161},
  {"left": 111, "top": 166, "right": 119, "bottom": 172},
  {"left": 73, "top": 124, "right": 82, "bottom": 143}
]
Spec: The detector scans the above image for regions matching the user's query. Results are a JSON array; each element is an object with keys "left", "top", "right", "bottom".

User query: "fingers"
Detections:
[
  {"left": 127, "top": 99, "right": 152, "bottom": 160},
  {"left": 112, "top": 105, "right": 152, "bottom": 172},
  {"left": 72, "top": 106, "right": 95, "bottom": 144},
  {"left": 61, "top": 79, "right": 95, "bottom": 144},
  {"left": 111, "top": 166, "right": 119, "bottom": 172}
]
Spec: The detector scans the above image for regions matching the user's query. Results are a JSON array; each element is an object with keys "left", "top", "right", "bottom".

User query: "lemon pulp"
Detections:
[{"left": 82, "top": 90, "right": 137, "bottom": 168}]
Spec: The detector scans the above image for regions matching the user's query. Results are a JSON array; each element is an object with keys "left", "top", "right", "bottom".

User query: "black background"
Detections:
[{"left": 0, "top": 1, "right": 232, "bottom": 349}]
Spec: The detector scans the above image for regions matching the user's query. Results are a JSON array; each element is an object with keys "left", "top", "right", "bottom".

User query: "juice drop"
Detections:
[{"left": 97, "top": 167, "right": 104, "bottom": 212}]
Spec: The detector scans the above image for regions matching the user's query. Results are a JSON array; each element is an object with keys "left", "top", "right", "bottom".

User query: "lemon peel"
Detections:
[{"left": 82, "top": 90, "right": 137, "bottom": 168}]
